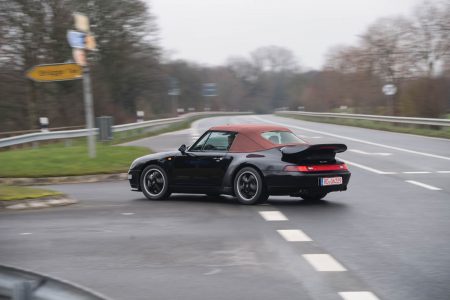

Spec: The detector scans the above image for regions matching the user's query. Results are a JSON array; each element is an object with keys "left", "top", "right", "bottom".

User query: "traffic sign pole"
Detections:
[
  {"left": 82, "top": 66, "right": 96, "bottom": 158},
  {"left": 382, "top": 84, "right": 397, "bottom": 116}
]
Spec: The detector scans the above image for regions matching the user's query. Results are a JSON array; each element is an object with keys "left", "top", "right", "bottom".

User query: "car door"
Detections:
[
  {"left": 171, "top": 131, "right": 210, "bottom": 186},
  {"left": 194, "top": 131, "right": 235, "bottom": 186}
]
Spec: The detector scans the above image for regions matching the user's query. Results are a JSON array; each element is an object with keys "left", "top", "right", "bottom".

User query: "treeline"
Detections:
[
  {"left": 315, "top": 1, "right": 450, "bottom": 117},
  {"left": 1, "top": 0, "right": 449, "bottom": 132},
  {"left": 0, "top": 0, "right": 164, "bottom": 131}
]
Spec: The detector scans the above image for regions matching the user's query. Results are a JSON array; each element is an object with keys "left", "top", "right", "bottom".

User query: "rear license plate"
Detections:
[{"left": 320, "top": 177, "right": 342, "bottom": 186}]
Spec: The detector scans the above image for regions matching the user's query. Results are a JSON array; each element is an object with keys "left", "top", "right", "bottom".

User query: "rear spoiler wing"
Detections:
[{"left": 280, "top": 144, "right": 347, "bottom": 161}]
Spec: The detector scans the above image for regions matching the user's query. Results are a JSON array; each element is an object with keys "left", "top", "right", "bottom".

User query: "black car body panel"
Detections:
[{"left": 128, "top": 142, "right": 351, "bottom": 196}]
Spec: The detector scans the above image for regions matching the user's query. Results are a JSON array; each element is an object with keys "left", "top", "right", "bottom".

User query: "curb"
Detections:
[
  {"left": 0, "top": 195, "right": 78, "bottom": 210},
  {"left": 0, "top": 173, "right": 128, "bottom": 186}
]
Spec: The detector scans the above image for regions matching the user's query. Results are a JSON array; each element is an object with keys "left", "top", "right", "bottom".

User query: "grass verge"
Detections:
[
  {"left": 0, "top": 113, "right": 248, "bottom": 178},
  {"left": 276, "top": 113, "right": 450, "bottom": 139},
  {"left": 0, "top": 144, "right": 150, "bottom": 178},
  {"left": 0, "top": 185, "right": 62, "bottom": 201}
]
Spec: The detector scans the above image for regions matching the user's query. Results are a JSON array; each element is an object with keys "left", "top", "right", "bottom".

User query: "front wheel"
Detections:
[
  {"left": 140, "top": 165, "right": 171, "bottom": 200},
  {"left": 234, "top": 167, "right": 268, "bottom": 205},
  {"left": 299, "top": 192, "right": 327, "bottom": 201}
]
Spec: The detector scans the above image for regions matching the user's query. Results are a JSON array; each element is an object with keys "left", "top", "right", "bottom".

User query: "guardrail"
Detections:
[
  {"left": 0, "top": 264, "right": 111, "bottom": 300},
  {"left": 0, "top": 111, "right": 249, "bottom": 148},
  {"left": 276, "top": 111, "right": 450, "bottom": 127}
]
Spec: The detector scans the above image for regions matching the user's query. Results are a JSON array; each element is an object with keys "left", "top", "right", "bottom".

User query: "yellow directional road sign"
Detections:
[{"left": 26, "top": 63, "right": 83, "bottom": 82}]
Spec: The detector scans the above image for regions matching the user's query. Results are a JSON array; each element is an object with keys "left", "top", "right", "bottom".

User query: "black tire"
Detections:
[
  {"left": 140, "top": 165, "right": 171, "bottom": 200},
  {"left": 299, "top": 192, "right": 327, "bottom": 201},
  {"left": 234, "top": 167, "right": 269, "bottom": 205}
]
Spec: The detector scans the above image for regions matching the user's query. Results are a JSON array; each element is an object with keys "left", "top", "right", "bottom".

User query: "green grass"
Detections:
[
  {"left": 276, "top": 113, "right": 450, "bottom": 139},
  {"left": 0, "top": 185, "right": 62, "bottom": 201},
  {"left": 0, "top": 113, "right": 249, "bottom": 178},
  {"left": 0, "top": 144, "right": 150, "bottom": 178}
]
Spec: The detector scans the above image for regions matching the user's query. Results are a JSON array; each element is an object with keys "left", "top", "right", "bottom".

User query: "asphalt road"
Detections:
[{"left": 1, "top": 114, "right": 449, "bottom": 300}]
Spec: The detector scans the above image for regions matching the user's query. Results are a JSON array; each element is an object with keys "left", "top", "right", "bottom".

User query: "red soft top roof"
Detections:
[{"left": 209, "top": 124, "right": 304, "bottom": 153}]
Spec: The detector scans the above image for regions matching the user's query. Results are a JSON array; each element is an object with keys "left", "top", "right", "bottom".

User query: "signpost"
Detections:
[
  {"left": 168, "top": 77, "right": 180, "bottom": 115},
  {"left": 67, "top": 30, "right": 86, "bottom": 49},
  {"left": 25, "top": 12, "right": 97, "bottom": 158},
  {"left": 26, "top": 63, "right": 82, "bottom": 82},
  {"left": 67, "top": 12, "right": 97, "bottom": 158},
  {"left": 382, "top": 84, "right": 397, "bottom": 116},
  {"left": 202, "top": 83, "right": 217, "bottom": 97}
]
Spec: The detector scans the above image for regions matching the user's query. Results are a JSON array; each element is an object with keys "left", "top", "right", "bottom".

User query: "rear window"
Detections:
[{"left": 261, "top": 131, "right": 306, "bottom": 144}]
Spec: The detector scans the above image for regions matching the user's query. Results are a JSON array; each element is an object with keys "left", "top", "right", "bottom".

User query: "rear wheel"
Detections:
[
  {"left": 140, "top": 165, "right": 171, "bottom": 200},
  {"left": 299, "top": 192, "right": 327, "bottom": 201},
  {"left": 234, "top": 167, "right": 268, "bottom": 205}
]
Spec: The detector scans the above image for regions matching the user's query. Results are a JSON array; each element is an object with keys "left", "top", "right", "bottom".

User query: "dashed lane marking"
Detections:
[
  {"left": 277, "top": 229, "right": 312, "bottom": 242},
  {"left": 338, "top": 291, "right": 380, "bottom": 300},
  {"left": 20, "top": 233, "right": 32, "bottom": 235},
  {"left": 258, "top": 211, "right": 288, "bottom": 221},
  {"left": 437, "top": 171, "right": 450, "bottom": 174},
  {"left": 121, "top": 212, "right": 135, "bottom": 216},
  {"left": 403, "top": 171, "right": 431, "bottom": 174},
  {"left": 253, "top": 116, "right": 450, "bottom": 161},
  {"left": 303, "top": 254, "right": 347, "bottom": 272},
  {"left": 405, "top": 180, "right": 442, "bottom": 191},
  {"left": 340, "top": 159, "right": 397, "bottom": 175}
]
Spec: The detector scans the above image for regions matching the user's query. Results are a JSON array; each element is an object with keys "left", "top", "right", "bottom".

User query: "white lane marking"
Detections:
[
  {"left": 253, "top": 116, "right": 450, "bottom": 161},
  {"left": 405, "top": 180, "right": 442, "bottom": 191},
  {"left": 348, "top": 149, "right": 392, "bottom": 156},
  {"left": 302, "top": 254, "right": 347, "bottom": 272},
  {"left": 277, "top": 229, "right": 312, "bottom": 242},
  {"left": 258, "top": 211, "right": 288, "bottom": 221},
  {"left": 339, "top": 291, "right": 380, "bottom": 300},
  {"left": 20, "top": 233, "right": 32, "bottom": 235},
  {"left": 437, "top": 171, "right": 450, "bottom": 174},
  {"left": 403, "top": 171, "right": 431, "bottom": 174},
  {"left": 204, "top": 268, "right": 222, "bottom": 276},
  {"left": 311, "top": 136, "right": 322, "bottom": 139},
  {"left": 340, "top": 159, "right": 397, "bottom": 175},
  {"left": 121, "top": 212, "right": 135, "bottom": 216}
]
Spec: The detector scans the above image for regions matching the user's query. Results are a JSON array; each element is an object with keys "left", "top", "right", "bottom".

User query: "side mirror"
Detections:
[{"left": 178, "top": 144, "right": 187, "bottom": 154}]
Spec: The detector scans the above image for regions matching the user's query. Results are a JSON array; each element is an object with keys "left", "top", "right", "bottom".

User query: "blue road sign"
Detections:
[
  {"left": 67, "top": 30, "right": 86, "bottom": 49},
  {"left": 202, "top": 83, "right": 217, "bottom": 97}
]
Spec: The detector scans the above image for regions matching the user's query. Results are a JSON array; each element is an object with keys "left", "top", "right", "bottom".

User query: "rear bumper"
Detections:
[
  {"left": 128, "top": 170, "right": 142, "bottom": 191},
  {"left": 264, "top": 170, "right": 351, "bottom": 195}
]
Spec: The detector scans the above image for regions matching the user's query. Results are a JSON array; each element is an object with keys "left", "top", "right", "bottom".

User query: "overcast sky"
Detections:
[{"left": 148, "top": 0, "right": 423, "bottom": 70}]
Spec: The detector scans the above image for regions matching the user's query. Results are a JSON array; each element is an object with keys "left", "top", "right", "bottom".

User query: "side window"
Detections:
[
  {"left": 203, "top": 131, "right": 236, "bottom": 152},
  {"left": 261, "top": 131, "right": 306, "bottom": 144},
  {"left": 189, "top": 132, "right": 211, "bottom": 151}
]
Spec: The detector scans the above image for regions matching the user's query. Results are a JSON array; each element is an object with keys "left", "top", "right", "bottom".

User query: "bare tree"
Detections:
[{"left": 407, "top": 1, "right": 450, "bottom": 77}]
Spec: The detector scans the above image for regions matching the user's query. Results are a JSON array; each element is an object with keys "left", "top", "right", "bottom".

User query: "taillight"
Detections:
[{"left": 284, "top": 164, "right": 348, "bottom": 172}]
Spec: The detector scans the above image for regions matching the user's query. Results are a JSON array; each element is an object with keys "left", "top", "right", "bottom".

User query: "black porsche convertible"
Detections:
[{"left": 128, "top": 124, "right": 351, "bottom": 204}]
